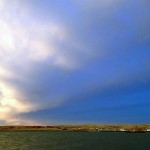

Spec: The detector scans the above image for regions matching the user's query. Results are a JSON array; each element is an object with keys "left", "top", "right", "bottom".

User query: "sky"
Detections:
[{"left": 0, "top": 0, "right": 150, "bottom": 125}]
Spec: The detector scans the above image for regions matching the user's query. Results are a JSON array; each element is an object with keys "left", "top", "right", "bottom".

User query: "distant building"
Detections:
[
  {"left": 147, "top": 129, "right": 150, "bottom": 132},
  {"left": 120, "top": 128, "right": 126, "bottom": 131},
  {"left": 96, "top": 128, "right": 102, "bottom": 131}
]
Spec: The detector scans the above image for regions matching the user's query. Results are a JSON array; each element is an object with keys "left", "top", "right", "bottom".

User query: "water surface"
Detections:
[{"left": 0, "top": 131, "right": 149, "bottom": 150}]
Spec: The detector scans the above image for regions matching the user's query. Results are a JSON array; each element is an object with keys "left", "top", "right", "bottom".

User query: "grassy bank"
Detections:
[{"left": 0, "top": 125, "right": 150, "bottom": 132}]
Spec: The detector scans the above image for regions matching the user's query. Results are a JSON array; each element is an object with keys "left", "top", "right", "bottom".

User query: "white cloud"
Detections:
[
  {"left": 0, "top": 1, "right": 63, "bottom": 124},
  {"left": 0, "top": 79, "right": 37, "bottom": 121},
  {"left": 0, "top": 0, "right": 70, "bottom": 67},
  {"left": 0, "top": 0, "right": 95, "bottom": 124},
  {"left": 0, "top": 0, "right": 148, "bottom": 125}
]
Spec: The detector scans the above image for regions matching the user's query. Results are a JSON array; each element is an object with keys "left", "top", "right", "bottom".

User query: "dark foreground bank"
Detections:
[{"left": 0, "top": 131, "right": 150, "bottom": 150}]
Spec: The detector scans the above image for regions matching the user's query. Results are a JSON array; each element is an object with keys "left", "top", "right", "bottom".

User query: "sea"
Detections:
[{"left": 0, "top": 131, "right": 150, "bottom": 150}]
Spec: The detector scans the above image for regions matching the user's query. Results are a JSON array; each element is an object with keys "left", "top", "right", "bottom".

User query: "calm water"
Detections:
[{"left": 0, "top": 131, "right": 150, "bottom": 150}]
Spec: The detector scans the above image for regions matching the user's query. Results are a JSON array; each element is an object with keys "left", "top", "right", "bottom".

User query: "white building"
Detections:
[{"left": 120, "top": 128, "right": 126, "bottom": 132}]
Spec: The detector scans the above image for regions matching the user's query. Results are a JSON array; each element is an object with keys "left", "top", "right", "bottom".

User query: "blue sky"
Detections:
[{"left": 0, "top": 0, "right": 150, "bottom": 125}]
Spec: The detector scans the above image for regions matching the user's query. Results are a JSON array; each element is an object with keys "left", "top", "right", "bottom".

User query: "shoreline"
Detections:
[{"left": 0, "top": 125, "right": 150, "bottom": 132}]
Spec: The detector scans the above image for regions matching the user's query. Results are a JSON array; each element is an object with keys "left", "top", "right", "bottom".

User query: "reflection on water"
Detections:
[{"left": 0, "top": 131, "right": 150, "bottom": 150}]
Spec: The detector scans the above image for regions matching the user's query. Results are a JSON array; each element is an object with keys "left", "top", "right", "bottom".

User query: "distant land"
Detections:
[{"left": 0, "top": 125, "right": 150, "bottom": 133}]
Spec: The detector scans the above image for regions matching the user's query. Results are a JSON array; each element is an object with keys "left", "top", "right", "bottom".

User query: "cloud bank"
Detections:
[
  {"left": 0, "top": 0, "right": 150, "bottom": 125},
  {"left": 0, "top": 0, "right": 98, "bottom": 124}
]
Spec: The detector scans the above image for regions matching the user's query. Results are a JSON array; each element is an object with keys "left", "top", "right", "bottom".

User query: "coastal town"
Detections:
[{"left": 0, "top": 125, "right": 150, "bottom": 133}]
